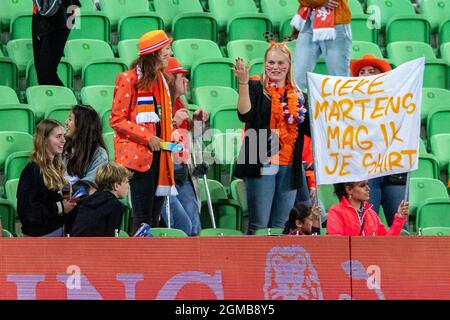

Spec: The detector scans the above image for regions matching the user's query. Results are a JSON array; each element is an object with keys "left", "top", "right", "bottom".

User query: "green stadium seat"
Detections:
[
  {"left": 191, "top": 58, "right": 236, "bottom": 89},
  {"left": 44, "top": 105, "right": 72, "bottom": 124},
  {"left": 366, "top": 0, "right": 415, "bottom": 29},
  {"left": 172, "top": 13, "right": 218, "bottom": 42},
  {"left": 349, "top": 0, "right": 365, "bottom": 15},
  {"left": 4, "top": 179, "right": 19, "bottom": 210},
  {"left": 26, "top": 59, "right": 74, "bottom": 89},
  {"left": 0, "top": 86, "right": 20, "bottom": 104},
  {"left": 10, "top": 13, "right": 32, "bottom": 39},
  {"left": 211, "top": 132, "right": 242, "bottom": 185},
  {"left": 420, "top": 138, "right": 428, "bottom": 154},
  {"left": 117, "top": 230, "right": 129, "bottom": 237},
  {"left": 103, "top": 132, "right": 115, "bottom": 160},
  {"left": 0, "top": 47, "right": 3, "bottom": 57},
  {"left": 226, "top": 39, "right": 267, "bottom": 64},
  {"left": 82, "top": 58, "right": 128, "bottom": 86},
  {"left": 210, "top": 104, "right": 241, "bottom": 132},
  {"left": 387, "top": 41, "right": 436, "bottom": 65},
  {"left": 230, "top": 178, "right": 248, "bottom": 220},
  {"left": 118, "top": 13, "right": 164, "bottom": 41},
  {"left": 118, "top": 39, "right": 139, "bottom": 67},
  {"left": 260, "top": 0, "right": 298, "bottom": 29},
  {"left": 0, "top": 0, "right": 30, "bottom": 31},
  {"left": 64, "top": 39, "right": 115, "bottom": 74},
  {"left": 351, "top": 14, "right": 378, "bottom": 44},
  {"left": 80, "top": 85, "right": 114, "bottom": 113},
  {"left": 351, "top": 41, "right": 384, "bottom": 59},
  {"left": 421, "top": 88, "right": 450, "bottom": 124},
  {"left": 0, "top": 132, "right": 33, "bottom": 170},
  {"left": 2, "top": 229, "right": 14, "bottom": 237},
  {"left": 98, "top": 0, "right": 149, "bottom": 29},
  {"left": 254, "top": 227, "right": 284, "bottom": 235},
  {"left": 0, "top": 104, "right": 35, "bottom": 134},
  {"left": 100, "top": 108, "right": 112, "bottom": 133},
  {"left": 26, "top": 85, "right": 77, "bottom": 120},
  {"left": 409, "top": 177, "right": 449, "bottom": 218},
  {"left": 386, "top": 15, "right": 431, "bottom": 44},
  {"left": 440, "top": 42, "right": 450, "bottom": 64},
  {"left": 422, "top": 61, "right": 449, "bottom": 89},
  {"left": 0, "top": 200, "right": 15, "bottom": 234},
  {"left": 318, "top": 184, "right": 339, "bottom": 212},
  {"left": 285, "top": 40, "right": 296, "bottom": 56},
  {"left": 279, "top": 17, "right": 295, "bottom": 41},
  {"left": 78, "top": 0, "right": 97, "bottom": 12},
  {"left": 419, "top": 0, "right": 450, "bottom": 31},
  {"left": 4, "top": 151, "right": 30, "bottom": 183},
  {"left": 153, "top": 0, "right": 203, "bottom": 28},
  {"left": 198, "top": 179, "right": 243, "bottom": 230},
  {"left": 192, "top": 86, "right": 238, "bottom": 113},
  {"left": 417, "top": 198, "right": 450, "bottom": 230},
  {"left": 172, "top": 39, "right": 222, "bottom": 70},
  {"left": 411, "top": 153, "right": 440, "bottom": 180},
  {"left": 199, "top": 228, "right": 243, "bottom": 236},
  {"left": 0, "top": 58, "right": 18, "bottom": 91},
  {"left": 419, "top": 226, "right": 450, "bottom": 235},
  {"left": 313, "top": 60, "right": 329, "bottom": 75},
  {"left": 68, "top": 12, "right": 111, "bottom": 42},
  {"left": 227, "top": 14, "right": 272, "bottom": 41},
  {"left": 148, "top": 227, "right": 188, "bottom": 237},
  {"left": 427, "top": 107, "right": 450, "bottom": 138},
  {"left": 6, "top": 39, "right": 33, "bottom": 75},
  {"left": 208, "top": 0, "right": 258, "bottom": 30},
  {"left": 430, "top": 133, "right": 450, "bottom": 170},
  {"left": 439, "top": 19, "right": 450, "bottom": 46},
  {"left": 248, "top": 57, "right": 264, "bottom": 76}
]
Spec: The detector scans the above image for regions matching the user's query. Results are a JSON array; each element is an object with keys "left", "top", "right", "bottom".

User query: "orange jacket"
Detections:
[
  {"left": 327, "top": 197, "right": 406, "bottom": 236},
  {"left": 298, "top": 0, "right": 351, "bottom": 25},
  {"left": 110, "top": 69, "right": 161, "bottom": 172}
]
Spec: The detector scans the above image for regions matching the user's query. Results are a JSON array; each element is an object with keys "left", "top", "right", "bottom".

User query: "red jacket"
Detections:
[{"left": 327, "top": 197, "right": 406, "bottom": 236}]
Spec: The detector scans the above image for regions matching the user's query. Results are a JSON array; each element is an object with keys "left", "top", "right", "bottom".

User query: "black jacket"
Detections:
[
  {"left": 67, "top": 191, "right": 123, "bottom": 237},
  {"left": 234, "top": 80, "right": 311, "bottom": 189},
  {"left": 32, "top": 0, "right": 81, "bottom": 37},
  {"left": 17, "top": 162, "right": 65, "bottom": 236}
]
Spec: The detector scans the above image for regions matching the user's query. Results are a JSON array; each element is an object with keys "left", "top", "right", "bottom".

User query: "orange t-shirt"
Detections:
[{"left": 269, "top": 113, "right": 296, "bottom": 166}]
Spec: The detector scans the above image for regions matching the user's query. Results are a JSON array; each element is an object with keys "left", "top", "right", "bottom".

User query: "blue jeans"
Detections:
[
  {"left": 244, "top": 165, "right": 297, "bottom": 235},
  {"left": 369, "top": 177, "right": 406, "bottom": 226},
  {"left": 24, "top": 227, "right": 64, "bottom": 237},
  {"left": 295, "top": 13, "right": 352, "bottom": 91},
  {"left": 161, "top": 165, "right": 201, "bottom": 236}
]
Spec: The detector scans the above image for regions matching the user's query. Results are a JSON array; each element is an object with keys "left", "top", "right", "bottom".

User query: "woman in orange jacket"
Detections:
[{"left": 326, "top": 181, "right": 410, "bottom": 236}]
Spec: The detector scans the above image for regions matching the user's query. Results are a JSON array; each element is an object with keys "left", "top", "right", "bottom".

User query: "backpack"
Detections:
[{"left": 33, "top": 0, "right": 63, "bottom": 17}]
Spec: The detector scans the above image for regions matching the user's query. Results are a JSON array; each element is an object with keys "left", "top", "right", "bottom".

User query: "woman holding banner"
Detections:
[
  {"left": 326, "top": 181, "right": 410, "bottom": 236},
  {"left": 232, "top": 42, "right": 310, "bottom": 235},
  {"left": 350, "top": 54, "right": 407, "bottom": 227}
]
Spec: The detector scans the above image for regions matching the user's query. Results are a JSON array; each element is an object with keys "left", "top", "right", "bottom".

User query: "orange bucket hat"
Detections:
[
  {"left": 350, "top": 54, "right": 392, "bottom": 76},
  {"left": 138, "top": 30, "right": 172, "bottom": 56},
  {"left": 164, "top": 57, "right": 188, "bottom": 74}
]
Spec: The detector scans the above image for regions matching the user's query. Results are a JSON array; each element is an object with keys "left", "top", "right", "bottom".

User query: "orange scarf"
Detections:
[
  {"left": 154, "top": 72, "right": 177, "bottom": 196},
  {"left": 291, "top": 5, "right": 336, "bottom": 41}
]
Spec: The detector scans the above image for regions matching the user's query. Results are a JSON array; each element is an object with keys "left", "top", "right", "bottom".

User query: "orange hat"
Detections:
[
  {"left": 138, "top": 30, "right": 172, "bottom": 56},
  {"left": 165, "top": 57, "right": 188, "bottom": 74},
  {"left": 350, "top": 54, "right": 392, "bottom": 76}
]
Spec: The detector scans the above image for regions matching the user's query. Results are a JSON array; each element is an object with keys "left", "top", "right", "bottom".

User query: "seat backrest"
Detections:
[
  {"left": 419, "top": 0, "right": 450, "bottom": 30},
  {"left": 208, "top": 0, "right": 258, "bottom": 29},
  {"left": 254, "top": 227, "right": 284, "bottom": 235},
  {"left": 198, "top": 179, "right": 228, "bottom": 201},
  {"left": 191, "top": 58, "right": 236, "bottom": 88},
  {"left": 427, "top": 108, "right": 450, "bottom": 138},
  {"left": 430, "top": 133, "right": 450, "bottom": 169},
  {"left": 68, "top": 13, "right": 110, "bottom": 42},
  {"left": 421, "top": 88, "right": 450, "bottom": 123},
  {"left": 0, "top": 132, "right": 33, "bottom": 170},
  {"left": 82, "top": 59, "right": 128, "bottom": 86},
  {"left": 199, "top": 227, "right": 243, "bottom": 236},
  {"left": 351, "top": 14, "right": 378, "bottom": 43},
  {"left": 4, "top": 150, "right": 30, "bottom": 182},
  {"left": 0, "top": 199, "right": 15, "bottom": 233},
  {"left": 227, "top": 14, "right": 272, "bottom": 41},
  {"left": 211, "top": 132, "right": 242, "bottom": 165},
  {"left": 387, "top": 41, "right": 436, "bottom": 65},
  {"left": 0, "top": 58, "right": 18, "bottom": 91},
  {"left": 227, "top": 39, "right": 267, "bottom": 63},
  {"left": 6, "top": 38, "right": 33, "bottom": 73},
  {"left": 98, "top": 0, "right": 149, "bottom": 27},
  {"left": 64, "top": 39, "right": 114, "bottom": 73},
  {"left": 78, "top": 0, "right": 97, "bottom": 12},
  {"left": 10, "top": 14, "right": 32, "bottom": 39},
  {"left": 0, "top": 85, "right": 20, "bottom": 104},
  {"left": 210, "top": 104, "right": 241, "bottom": 132},
  {"left": 348, "top": 0, "right": 364, "bottom": 15},
  {"left": 102, "top": 132, "right": 115, "bottom": 160},
  {"left": 409, "top": 177, "right": 449, "bottom": 217},
  {"left": 424, "top": 61, "right": 449, "bottom": 89},
  {"left": 410, "top": 154, "right": 440, "bottom": 180},
  {"left": 118, "top": 13, "right": 164, "bottom": 41},
  {"left": 439, "top": 19, "right": 450, "bottom": 46},
  {"left": 0, "top": 0, "right": 30, "bottom": 28},
  {"left": 319, "top": 184, "right": 340, "bottom": 212},
  {"left": 417, "top": 198, "right": 450, "bottom": 229},
  {"left": 386, "top": 16, "right": 431, "bottom": 44},
  {"left": 153, "top": 0, "right": 203, "bottom": 27},
  {"left": 26, "top": 60, "right": 73, "bottom": 89},
  {"left": 366, "top": 0, "right": 415, "bottom": 28},
  {"left": 420, "top": 226, "right": 450, "bottom": 236},
  {"left": 26, "top": 85, "right": 77, "bottom": 119},
  {"left": 44, "top": 105, "right": 73, "bottom": 125},
  {"left": 0, "top": 104, "right": 34, "bottom": 134},
  {"left": 5, "top": 178, "right": 19, "bottom": 210},
  {"left": 118, "top": 39, "right": 139, "bottom": 67},
  {"left": 441, "top": 42, "right": 450, "bottom": 65},
  {"left": 351, "top": 41, "right": 384, "bottom": 59},
  {"left": 230, "top": 178, "right": 248, "bottom": 215},
  {"left": 172, "top": 13, "right": 218, "bottom": 42},
  {"left": 101, "top": 108, "right": 113, "bottom": 133},
  {"left": 148, "top": 227, "right": 188, "bottom": 237},
  {"left": 80, "top": 85, "right": 114, "bottom": 113},
  {"left": 172, "top": 39, "right": 222, "bottom": 70},
  {"left": 192, "top": 86, "right": 238, "bottom": 112},
  {"left": 260, "top": 0, "right": 299, "bottom": 28}
]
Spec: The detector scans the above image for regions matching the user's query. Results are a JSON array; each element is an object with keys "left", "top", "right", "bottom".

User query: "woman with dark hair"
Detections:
[
  {"left": 64, "top": 104, "right": 108, "bottom": 184},
  {"left": 17, "top": 119, "right": 76, "bottom": 237},
  {"left": 327, "top": 181, "right": 410, "bottom": 236},
  {"left": 110, "top": 30, "right": 175, "bottom": 231},
  {"left": 283, "top": 203, "right": 321, "bottom": 235}
]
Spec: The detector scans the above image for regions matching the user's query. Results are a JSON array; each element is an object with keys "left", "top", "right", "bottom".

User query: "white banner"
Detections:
[{"left": 307, "top": 58, "right": 424, "bottom": 184}]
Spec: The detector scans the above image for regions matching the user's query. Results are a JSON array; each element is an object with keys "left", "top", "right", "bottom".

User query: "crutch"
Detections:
[{"left": 165, "top": 195, "right": 171, "bottom": 228}]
